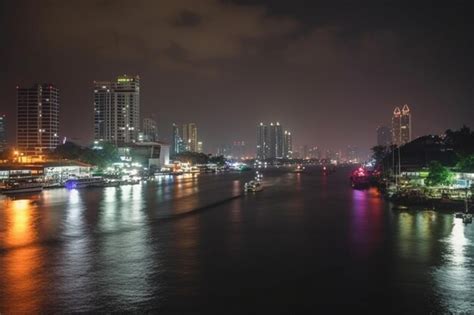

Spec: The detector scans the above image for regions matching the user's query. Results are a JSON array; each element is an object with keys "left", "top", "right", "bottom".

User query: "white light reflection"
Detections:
[{"left": 433, "top": 218, "right": 474, "bottom": 312}]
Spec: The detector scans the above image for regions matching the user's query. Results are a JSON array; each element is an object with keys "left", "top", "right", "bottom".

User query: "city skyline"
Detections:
[{"left": 2, "top": 1, "right": 472, "bottom": 153}]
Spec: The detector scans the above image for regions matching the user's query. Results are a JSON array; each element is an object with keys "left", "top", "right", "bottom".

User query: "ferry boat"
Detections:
[
  {"left": 244, "top": 180, "right": 263, "bottom": 192},
  {"left": 0, "top": 179, "right": 44, "bottom": 195},
  {"left": 64, "top": 177, "right": 105, "bottom": 189},
  {"left": 244, "top": 172, "right": 263, "bottom": 192},
  {"left": 350, "top": 167, "right": 370, "bottom": 189}
]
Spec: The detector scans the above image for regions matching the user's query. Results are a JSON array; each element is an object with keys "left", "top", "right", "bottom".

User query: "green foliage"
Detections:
[
  {"left": 53, "top": 141, "right": 118, "bottom": 168},
  {"left": 426, "top": 161, "right": 454, "bottom": 186},
  {"left": 456, "top": 155, "right": 474, "bottom": 173}
]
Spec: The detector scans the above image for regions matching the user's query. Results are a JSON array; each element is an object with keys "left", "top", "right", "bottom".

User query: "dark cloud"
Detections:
[{"left": 1, "top": 0, "right": 473, "bottom": 154}]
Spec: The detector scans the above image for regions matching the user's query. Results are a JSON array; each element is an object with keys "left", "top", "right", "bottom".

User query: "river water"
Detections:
[{"left": 0, "top": 168, "right": 473, "bottom": 313}]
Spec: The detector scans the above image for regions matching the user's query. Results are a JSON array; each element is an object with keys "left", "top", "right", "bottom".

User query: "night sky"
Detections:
[{"left": 1, "top": 0, "right": 473, "bottom": 155}]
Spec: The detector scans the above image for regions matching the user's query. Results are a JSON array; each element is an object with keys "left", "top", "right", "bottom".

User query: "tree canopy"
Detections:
[
  {"left": 426, "top": 161, "right": 454, "bottom": 186},
  {"left": 53, "top": 141, "right": 118, "bottom": 168}
]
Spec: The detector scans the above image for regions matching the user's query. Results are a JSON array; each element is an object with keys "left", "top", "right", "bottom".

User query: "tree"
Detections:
[
  {"left": 426, "top": 161, "right": 454, "bottom": 186},
  {"left": 173, "top": 151, "right": 209, "bottom": 165},
  {"left": 371, "top": 145, "right": 388, "bottom": 165},
  {"left": 456, "top": 155, "right": 474, "bottom": 173}
]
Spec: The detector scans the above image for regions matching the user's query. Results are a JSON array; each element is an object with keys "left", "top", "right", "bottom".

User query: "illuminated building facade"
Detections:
[
  {"left": 182, "top": 123, "right": 198, "bottom": 152},
  {"left": 377, "top": 125, "right": 391, "bottom": 146},
  {"left": 17, "top": 84, "right": 60, "bottom": 156},
  {"left": 257, "top": 122, "right": 286, "bottom": 159},
  {"left": 142, "top": 118, "right": 158, "bottom": 142},
  {"left": 256, "top": 122, "right": 268, "bottom": 159},
  {"left": 0, "top": 114, "right": 6, "bottom": 152},
  {"left": 94, "top": 75, "right": 140, "bottom": 145},
  {"left": 171, "top": 123, "right": 182, "bottom": 155},
  {"left": 392, "top": 104, "right": 412, "bottom": 146},
  {"left": 283, "top": 130, "right": 292, "bottom": 158}
]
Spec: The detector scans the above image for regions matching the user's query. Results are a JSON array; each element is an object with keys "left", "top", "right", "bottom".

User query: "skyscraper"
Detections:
[
  {"left": 274, "top": 122, "right": 284, "bottom": 158},
  {"left": 17, "top": 84, "right": 59, "bottom": 156},
  {"left": 256, "top": 122, "right": 268, "bottom": 160},
  {"left": 283, "top": 130, "right": 292, "bottom": 158},
  {"left": 232, "top": 141, "right": 246, "bottom": 159},
  {"left": 400, "top": 104, "right": 412, "bottom": 144},
  {"left": 257, "top": 122, "right": 286, "bottom": 159},
  {"left": 142, "top": 118, "right": 158, "bottom": 142},
  {"left": 172, "top": 123, "right": 183, "bottom": 156},
  {"left": 94, "top": 75, "right": 140, "bottom": 145},
  {"left": 392, "top": 104, "right": 412, "bottom": 146},
  {"left": 0, "top": 114, "right": 6, "bottom": 152},
  {"left": 376, "top": 125, "right": 391, "bottom": 146},
  {"left": 392, "top": 107, "right": 401, "bottom": 145},
  {"left": 182, "top": 123, "right": 198, "bottom": 152}
]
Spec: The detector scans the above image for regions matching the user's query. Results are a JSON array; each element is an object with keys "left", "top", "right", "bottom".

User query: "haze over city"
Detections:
[
  {"left": 1, "top": 1, "right": 474, "bottom": 314},
  {"left": 1, "top": 0, "right": 473, "bottom": 153}
]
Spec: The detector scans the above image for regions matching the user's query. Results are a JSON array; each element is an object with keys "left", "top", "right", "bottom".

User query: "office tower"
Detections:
[
  {"left": 216, "top": 144, "right": 232, "bottom": 158},
  {"left": 392, "top": 107, "right": 401, "bottom": 146},
  {"left": 392, "top": 105, "right": 412, "bottom": 146},
  {"left": 309, "top": 146, "right": 321, "bottom": 159},
  {"left": 274, "top": 122, "right": 283, "bottom": 158},
  {"left": 172, "top": 123, "right": 183, "bottom": 155},
  {"left": 377, "top": 125, "right": 391, "bottom": 146},
  {"left": 0, "top": 114, "right": 6, "bottom": 152},
  {"left": 400, "top": 104, "right": 412, "bottom": 144},
  {"left": 256, "top": 122, "right": 268, "bottom": 160},
  {"left": 283, "top": 130, "right": 292, "bottom": 158},
  {"left": 143, "top": 117, "right": 158, "bottom": 142},
  {"left": 232, "top": 141, "right": 246, "bottom": 159},
  {"left": 303, "top": 145, "right": 309, "bottom": 159},
  {"left": 346, "top": 145, "right": 359, "bottom": 163},
  {"left": 267, "top": 122, "right": 283, "bottom": 158},
  {"left": 94, "top": 75, "right": 140, "bottom": 145},
  {"left": 93, "top": 81, "right": 112, "bottom": 141},
  {"left": 182, "top": 123, "right": 198, "bottom": 152},
  {"left": 17, "top": 84, "right": 59, "bottom": 156},
  {"left": 197, "top": 141, "right": 203, "bottom": 153}
]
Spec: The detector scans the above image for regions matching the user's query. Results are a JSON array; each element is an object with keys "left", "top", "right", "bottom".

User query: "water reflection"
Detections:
[
  {"left": 0, "top": 198, "right": 43, "bottom": 313},
  {"left": 350, "top": 188, "right": 383, "bottom": 257},
  {"left": 433, "top": 219, "right": 474, "bottom": 312}
]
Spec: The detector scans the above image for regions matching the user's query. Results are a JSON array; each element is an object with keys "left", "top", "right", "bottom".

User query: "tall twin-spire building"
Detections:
[
  {"left": 257, "top": 122, "right": 292, "bottom": 159},
  {"left": 94, "top": 75, "right": 140, "bottom": 145},
  {"left": 391, "top": 104, "right": 412, "bottom": 146}
]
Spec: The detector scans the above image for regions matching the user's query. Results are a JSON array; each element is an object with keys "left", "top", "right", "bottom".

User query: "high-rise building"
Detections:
[
  {"left": 257, "top": 122, "right": 286, "bottom": 159},
  {"left": 392, "top": 104, "right": 412, "bottom": 146},
  {"left": 197, "top": 141, "right": 203, "bottom": 153},
  {"left": 142, "top": 117, "right": 158, "bottom": 142},
  {"left": 172, "top": 123, "right": 184, "bottom": 156},
  {"left": 94, "top": 75, "right": 140, "bottom": 145},
  {"left": 376, "top": 125, "right": 391, "bottom": 146},
  {"left": 283, "top": 130, "right": 292, "bottom": 158},
  {"left": 392, "top": 107, "right": 401, "bottom": 146},
  {"left": 308, "top": 146, "right": 321, "bottom": 159},
  {"left": 400, "top": 104, "right": 412, "bottom": 144},
  {"left": 0, "top": 114, "right": 6, "bottom": 152},
  {"left": 267, "top": 122, "right": 284, "bottom": 158},
  {"left": 232, "top": 141, "right": 246, "bottom": 159},
  {"left": 256, "top": 122, "right": 268, "bottom": 160},
  {"left": 182, "top": 123, "right": 198, "bottom": 152},
  {"left": 17, "top": 84, "right": 60, "bottom": 156}
]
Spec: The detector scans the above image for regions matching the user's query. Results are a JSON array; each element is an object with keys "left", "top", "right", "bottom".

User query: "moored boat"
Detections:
[
  {"left": 1, "top": 179, "right": 44, "bottom": 195},
  {"left": 64, "top": 177, "right": 105, "bottom": 189}
]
